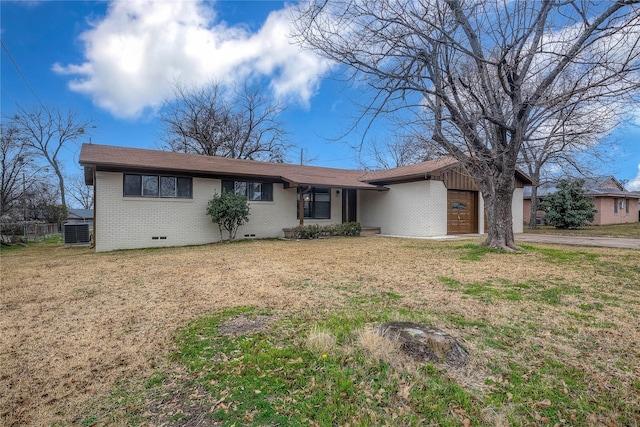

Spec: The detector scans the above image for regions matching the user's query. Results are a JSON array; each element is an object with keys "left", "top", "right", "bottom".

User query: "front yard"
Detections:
[
  {"left": 1, "top": 237, "right": 639, "bottom": 426},
  {"left": 524, "top": 222, "right": 640, "bottom": 239}
]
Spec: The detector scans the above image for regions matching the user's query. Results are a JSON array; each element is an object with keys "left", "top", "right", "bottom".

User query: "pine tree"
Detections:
[{"left": 539, "top": 180, "right": 596, "bottom": 229}]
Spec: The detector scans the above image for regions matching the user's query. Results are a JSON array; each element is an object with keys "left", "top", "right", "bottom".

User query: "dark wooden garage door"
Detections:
[{"left": 447, "top": 190, "right": 478, "bottom": 234}]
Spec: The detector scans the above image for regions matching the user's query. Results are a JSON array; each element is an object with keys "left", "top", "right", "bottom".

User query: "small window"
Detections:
[
  {"left": 124, "top": 174, "right": 142, "bottom": 196},
  {"left": 234, "top": 181, "right": 247, "bottom": 197},
  {"left": 222, "top": 180, "right": 273, "bottom": 201},
  {"left": 124, "top": 174, "right": 192, "bottom": 199},
  {"left": 297, "top": 187, "right": 331, "bottom": 219},
  {"left": 626, "top": 198, "right": 630, "bottom": 214},
  {"left": 249, "top": 182, "right": 263, "bottom": 201},
  {"left": 142, "top": 176, "right": 159, "bottom": 197},
  {"left": 160, "top": 176, "right": 177, "bottom": 197},
  {"left": 177, "top": 177, "right": 192, "bottom": 198},
  {"left": 614, "top": 198, "right": 618, "bottom": 214},
  {"left": 451, "top": 202, "right": 459, "bottom": 210},
  {"left": 459, "top": 202, "right": 467, "bottom": 211}
]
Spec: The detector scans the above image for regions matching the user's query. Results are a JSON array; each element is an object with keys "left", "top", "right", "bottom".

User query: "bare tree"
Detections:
[
  {"left": 67, "top": 172, "right": 93, "bottom": 210},
  {"left": 160, "top": 80, "right": 290, "bottom": 162},
  {"left": 8, "top": 104, "right": 94, "bottom": 210},
  {"left": 292, "top": 0, "right": 640, "bottom": 249},
  {"left": 359, "top": 134, "right": 438, "bottom": 170},
  {"left": 1, "top": 122, "right": 30, "bottom": 218},
  {"left": 520, "top": 95, "right": 623, "bottom": 229}
]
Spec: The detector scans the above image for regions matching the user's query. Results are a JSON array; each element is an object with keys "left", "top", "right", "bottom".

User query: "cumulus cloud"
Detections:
[
  {"left": 627, "top": 163, "right": 640, "bottom": 191},
  {"left": 53, "top": 0, "right": 332, "bottom": 118}
]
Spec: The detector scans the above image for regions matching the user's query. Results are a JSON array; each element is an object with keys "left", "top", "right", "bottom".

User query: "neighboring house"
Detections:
[
  {"left": 79, "top": 144, "right": 531, "bottom": 252},
  {"left": 66, "top": 208, "right": 93, "bottom": 222},
  {"left": 523, "top": 176, "right": 640, "bottom": 226}
]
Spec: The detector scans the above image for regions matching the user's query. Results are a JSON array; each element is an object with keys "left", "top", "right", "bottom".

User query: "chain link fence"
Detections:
[{"left": 0, "top": 222, "right": 60, "bottom": 244}]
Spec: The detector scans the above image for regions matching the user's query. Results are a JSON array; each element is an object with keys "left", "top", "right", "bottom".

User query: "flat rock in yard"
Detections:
[
  {"left": 380, "top": 322, "right": 469, "bottom": 367},
  {"left": 218, "top": 315, "right": 275, "bottom": 336}
]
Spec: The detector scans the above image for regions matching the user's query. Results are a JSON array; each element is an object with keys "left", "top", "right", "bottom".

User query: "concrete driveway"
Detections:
[{"left": 515, "top": 233, "right": 640, "bottom": 250}]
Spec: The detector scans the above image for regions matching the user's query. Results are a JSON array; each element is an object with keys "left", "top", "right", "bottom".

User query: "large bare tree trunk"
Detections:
[
  {"left": 528, "top": 184, "right": 540, "bottom": 230},
  {"left": 478, "top": 172, "right": 520, "bottom": 251}
]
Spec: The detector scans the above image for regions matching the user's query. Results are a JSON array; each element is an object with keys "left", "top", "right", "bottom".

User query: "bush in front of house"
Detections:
[
  {"left": 206, "top": 192, "right": 250, "bottom": 240},
  {"left": 337, "top": 221, "right": 362, "bottom": 236},
  {"left": 289, "top": 222, "right": 362, "bottom": 239}
]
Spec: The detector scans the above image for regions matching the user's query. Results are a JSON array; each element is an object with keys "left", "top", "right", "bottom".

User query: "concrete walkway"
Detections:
[{"left": 515, "top": 233, "right": 640, "bottom": 250}]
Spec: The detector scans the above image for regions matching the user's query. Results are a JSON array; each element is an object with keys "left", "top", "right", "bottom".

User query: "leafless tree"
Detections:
[
  {"left": 160, "top": 80, "right": 290, "bottom": 162},
  {"left": 67, "top": 172, "right": 93, "bottom": 210},
  {"left": 359, "top": 134, "right": 438, "bottom": 170},
  {"left": 292, "top": 0, "right": 640, "bottom": 249},
  {"left": 1, "top": 122, "right": 30, "bottom": 218},
  {"left": 8, "top": 104, "right": 94, "bottom": 210},
  {"left": 520, "top": 94, "right": 624, "bottom": 229}
]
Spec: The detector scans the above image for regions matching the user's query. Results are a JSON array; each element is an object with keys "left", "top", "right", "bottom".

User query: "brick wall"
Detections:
[
  {"left": 594, "top": 197, "right": 639, "bottom": 225},
  {"left": 358, "top": 180, "right": 448, "bottom": 237},
  {"left": 94, "top": 171, "right": 345, "bottom": 251}
]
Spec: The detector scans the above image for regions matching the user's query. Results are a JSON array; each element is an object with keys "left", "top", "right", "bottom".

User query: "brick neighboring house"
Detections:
[
  {"left": 523, "top": 176, "right": 640, "bottom": 226},
  {"left": 79, "top": 144, "right": 531, "bottom": 252}
]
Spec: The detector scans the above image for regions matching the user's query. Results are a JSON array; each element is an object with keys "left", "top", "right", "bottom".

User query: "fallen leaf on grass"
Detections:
[{"left": 534, "top": 399, "right": 552, "bottom": 408}]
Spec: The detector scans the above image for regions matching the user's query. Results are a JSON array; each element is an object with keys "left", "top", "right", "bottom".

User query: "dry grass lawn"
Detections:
[{"left": 1, "top": 237, "right": 639, "bottom": 426}]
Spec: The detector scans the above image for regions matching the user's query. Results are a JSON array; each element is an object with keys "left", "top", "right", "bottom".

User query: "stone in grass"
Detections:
[{"left": 380, "top": 322, "right": 469, "bottom": 367}]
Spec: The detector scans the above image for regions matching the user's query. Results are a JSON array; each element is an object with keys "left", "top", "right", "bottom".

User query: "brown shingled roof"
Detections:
[
  {"left": 361, "top": 157, "right": 459, "bottom": 183},
  {"left": 79, "top": 144, "right": 384, "bottom": 190},
  {"left": 80, "top": 144, "right": 532, "bottom": 189}
]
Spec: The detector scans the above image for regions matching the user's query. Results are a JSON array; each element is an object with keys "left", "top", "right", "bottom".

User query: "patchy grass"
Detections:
[
  {"left": 1, "top": 237, "right": 639, "bottom": 426},
  {"left": 525, "top": 223, "right": 640, "bottom": 238}
]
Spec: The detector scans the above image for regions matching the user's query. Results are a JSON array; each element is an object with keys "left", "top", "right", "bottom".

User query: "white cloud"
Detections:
[
  {"left": 627, "top": 163, "right": 640, "bottom": 191},
  {"left": 53, "top": 0, "right": 333, "bottom": 118}
]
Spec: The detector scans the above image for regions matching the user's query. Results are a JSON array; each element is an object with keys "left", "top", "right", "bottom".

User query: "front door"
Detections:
[
  {"left": 447, "top": 190, "right": 478, "bottom": 234},
  {"left": 342, "top": 189, "right": 357, "bottom": 223}
]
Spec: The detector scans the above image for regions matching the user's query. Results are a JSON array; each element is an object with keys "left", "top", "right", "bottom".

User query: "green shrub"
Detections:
[
  {"left": 206, "top": 192, "right": 250, "bottom": 240},
  {"left": 289, "top": 222, "right": 361, "bottom": 239},
  {"left": 539, "top": 180, "right": 596, "bottom": 229}
]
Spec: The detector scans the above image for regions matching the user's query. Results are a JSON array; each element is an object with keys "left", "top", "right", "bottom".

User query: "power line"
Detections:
[{"left": 1, "top": 38, "right": 45, "bottom": 107}]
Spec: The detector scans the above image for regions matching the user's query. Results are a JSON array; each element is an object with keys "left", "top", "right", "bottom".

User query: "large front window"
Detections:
[
  {"left": 124, "top": 174, "right": 192, "bottom": 198},
  {"left": 222, "top": 180, "right": 273, "bottom": 201},
  {"left": 298, "top": 187, "right": 331, "bottom": 219}
]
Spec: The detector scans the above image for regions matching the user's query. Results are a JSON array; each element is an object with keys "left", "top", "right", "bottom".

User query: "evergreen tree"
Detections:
[{"left": 539, "top": 180, "right": 596, "bottom": 229}]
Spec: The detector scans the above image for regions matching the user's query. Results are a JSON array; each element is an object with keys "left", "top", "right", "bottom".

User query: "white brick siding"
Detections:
[
  {"left": 358, "top": 180, "right": 448, "bottom": 237},
  {"left": 359, "top": 181, "right": 524, "bottom": 237},
  {"left": 95, "top": 172, "right": 221, "bottom": 251},
  {"left": 94, "top": 171, "right": 525, "bottom": 251},
  {"left": 94, "top": 171, "right": 344, "bottom": 251}
]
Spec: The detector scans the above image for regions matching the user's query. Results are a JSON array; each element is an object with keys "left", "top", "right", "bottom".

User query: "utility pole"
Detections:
[{"left": 22, "top": 172, "right": 26, "bottom": 240}]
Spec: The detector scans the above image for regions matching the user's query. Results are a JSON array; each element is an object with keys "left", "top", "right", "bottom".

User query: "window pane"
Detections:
[
  {"left": 249, "top": 182, "right": 262, "bottom": 201},
  {"left": 123, "top": 174, "right": 141, "bottom": 196},
  {"left": 262, "top": 183, "right": 273, "bottom": 201},
  {"left": 142, "top": 175, "right": 159, "bottom": 197},
  {"left": 315, "top": 202, "right": 331, "bottom": 219},
  {"left": 459, "top": 202, "right": 467, "bottom": 210},
  {"left": 314, "top": 187, "right": 331, "bottom": 202},
  {"left": 177, "top": 177, "right": 192, "bottom": 198},
  {"left": 222, "top": 180, "right": 234, "bottom": 194},
  {"left": 234, "top": 181, "right": 247, "bottom": 196},
  {"left": 451, "top": 202, "right": 459, "bottom": 210},
  {"left": 160, "top": 176, "right": 177, "bottom": 197}
]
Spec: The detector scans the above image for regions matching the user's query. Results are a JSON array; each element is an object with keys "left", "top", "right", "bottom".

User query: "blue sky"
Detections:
[{"left": 2, "top": 0, "right": 640, "bottom": 189}]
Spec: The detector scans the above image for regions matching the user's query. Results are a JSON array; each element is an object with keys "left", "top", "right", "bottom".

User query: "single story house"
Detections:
[
  {"left": 79, "top": 144, "right": 531, "bottom": 252},
  {"left": 523, "top": 176, "right": 640, "bottom": 226},
  {"left": 66, "top": 208, "right": 94, "bottom": 223}
]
